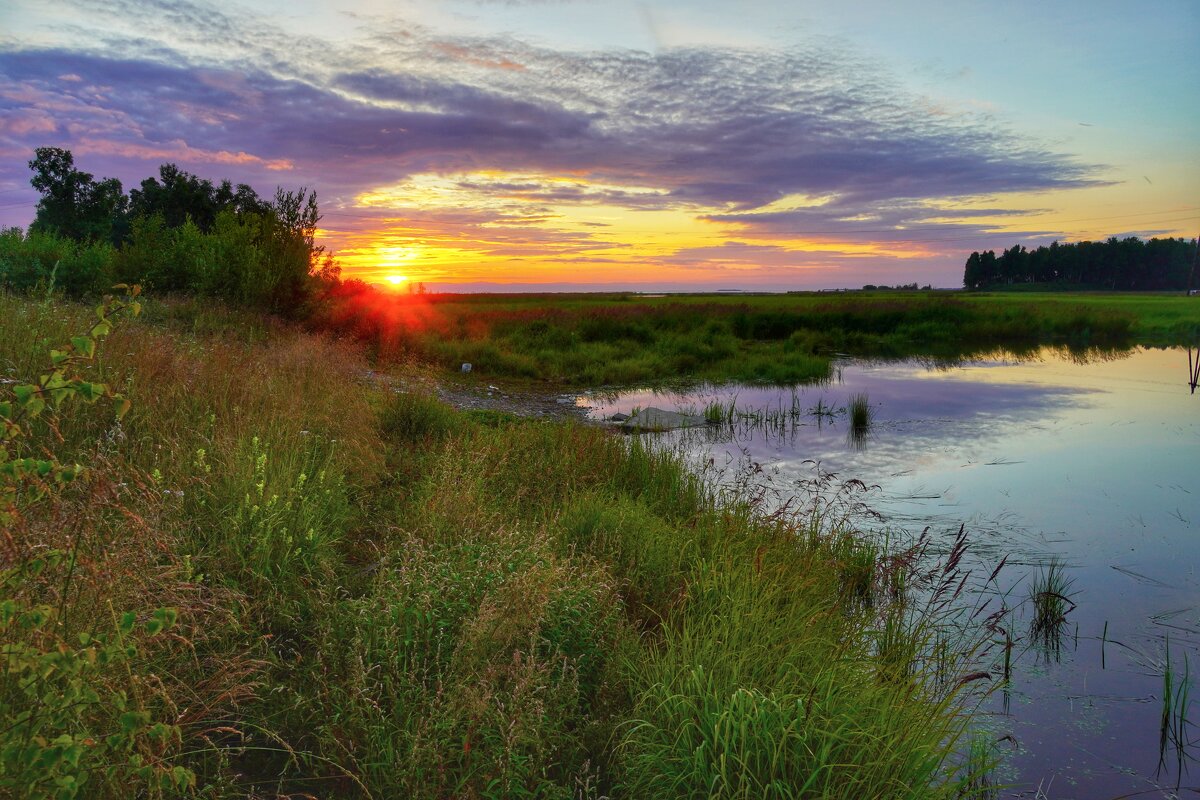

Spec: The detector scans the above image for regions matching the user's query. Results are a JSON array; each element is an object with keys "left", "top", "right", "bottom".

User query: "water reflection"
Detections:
[{"left": 582, "top": 346, "right": 1200, "bottom": 798}]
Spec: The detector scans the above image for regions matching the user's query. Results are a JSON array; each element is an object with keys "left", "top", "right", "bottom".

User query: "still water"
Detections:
[{"left": 581, "top": 347, "right": 1198, "bottom": 799}]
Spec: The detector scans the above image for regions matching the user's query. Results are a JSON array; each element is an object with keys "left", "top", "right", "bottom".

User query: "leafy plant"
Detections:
[
  {"left": 1, "top": 285, "right": 140, "bottom": 524},
  {"left": 1, "top": 561, "right": 188, "bottom": 799},
  {"left": 0, "top": 285, "right": 192, "bottom": 798}
]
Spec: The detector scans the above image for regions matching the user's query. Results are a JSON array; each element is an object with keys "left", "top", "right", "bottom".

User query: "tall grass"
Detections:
[{"left": 1, "top": 291, "right": 996, "bottom": 798}]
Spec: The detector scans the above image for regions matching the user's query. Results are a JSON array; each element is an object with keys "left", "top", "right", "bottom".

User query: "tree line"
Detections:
[
  {"left": 963, "top": 236, "right": 1197, "bottom": 291},
  {"left": 0, "top": 147, "right": 338, "bottom": 312}
]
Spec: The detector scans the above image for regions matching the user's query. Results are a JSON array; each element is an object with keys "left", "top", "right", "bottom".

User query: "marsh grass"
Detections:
[
  {"left": 847, "top": 391, "right": 873, "bottom": 449},
  {"left": 957, "top": 735, "right": 1000, "bottom": 799},
  {"left": 681, "top": 390, "right": 875, "bottom": 447},
  {"left": 315, "top": 289, "right": 1182, "bottom": 387},
  {"left": 1, "top": 291, "right": 1000, "bottom": 799},
  {"left": 1027, "top": 559, "right": 1076, "bottom": 658},
  {"left": 848, "top": 392, "right": 872, "bottom": 430},
  {"left": 1159, "top": 638, "right": 1194, "bottom": 779}
]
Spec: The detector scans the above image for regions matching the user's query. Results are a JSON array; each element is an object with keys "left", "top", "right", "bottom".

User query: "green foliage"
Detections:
[
  {"left": 0, "top": 557, "right": 187, "bottom": 799},
  {"left": 0, "top": 290, "right": 1001, "bottom": 798},
  {"left": 964, "top": 236, "right": 1197, "bottom": 290},
  {"left": 9, "top": 147, "right": 329, "bottom": 312},
  {"left": 220, "top": 435, "right": 351, "bottom": 583},
  {"left": 318, "top": 289, "right": 1176, "bottom": 388},
  {"left": 111, "top": 206, "right": 321, "bottom": 311},
  {"left": 1027, "top": 558, "right": 1076, "bottom": 655},
  {"left": 555, "top": 494, "right": 696, "bottom": 620},
  {"left": 27, "top": 147, "right": 126, "bottom": 245},
  {"left": 311, "top": 534, "right": 624, "bottom": 798},
  {"left": 847, "top": 392, "right": 873, "bottom": 447},
  {"left": 0, "top": 286, "right": 191, "bottom": 798},
  {"left": 616, "top": 557, "right": 962, "bottom": 799},
  {"left": 0, "top": 286, "right": 140, "bottom": 524},
  {"left": 0, "top": 227, "right": 116, "bottom": 297},
  {"left": 128, "top": 163, "right": 269, "bottom": 232}
]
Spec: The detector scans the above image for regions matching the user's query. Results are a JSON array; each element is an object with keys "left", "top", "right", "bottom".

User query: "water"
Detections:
[{"left": 580, "top": 346, "right": 1199, "bottom": 799}]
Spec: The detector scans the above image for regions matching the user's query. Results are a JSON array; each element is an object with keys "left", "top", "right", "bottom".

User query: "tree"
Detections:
[
  {"left": 961, "top": 237, "right": 1194, "bottom": 290},
  {"left": 28, "top": 147, "right": 126, "bottom": 244},
  {"left": 963, "top": 252, "right": 983, "bottom": 289},
  {"left": 127, "top": 164, "right": 270, "bottom": 232}
]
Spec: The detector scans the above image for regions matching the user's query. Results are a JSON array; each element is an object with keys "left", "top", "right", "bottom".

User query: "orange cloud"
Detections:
[{"left": 433, "top": 42, "right": 526, "bottom": 72}]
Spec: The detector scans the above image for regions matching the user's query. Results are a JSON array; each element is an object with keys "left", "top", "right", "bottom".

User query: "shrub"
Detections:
[{"left": 0, "top": 227, "right": 114, "bottom": 297}]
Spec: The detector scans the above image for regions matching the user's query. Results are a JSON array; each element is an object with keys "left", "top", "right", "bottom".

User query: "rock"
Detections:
[
  {"left": 461, "top": 363, "right": 472, "bottom": 373},
  {"left": 621, "top": 407, "right": 709, "bottom": 432},
  {"left": 610, "top": 412, "right": 631, "bottom": 422}
]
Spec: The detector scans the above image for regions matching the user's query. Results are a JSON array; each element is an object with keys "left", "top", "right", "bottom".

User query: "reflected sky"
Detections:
[{"left": 583, "top": 346, "right": 1200, "bottom": 797}]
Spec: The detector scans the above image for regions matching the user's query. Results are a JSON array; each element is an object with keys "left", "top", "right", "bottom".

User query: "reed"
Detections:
[
  {"left": 1159, "top": 638, "right": 1193, "bottom": 774},
  {"left": 1026, "top": 559, "right": 1077, "bottom": 664},
  {"left": 958, "top": 735, "right": 999, "bottom": 799},
  {"left": 847, "top": 391, "right": 873, "bottom": 448}
]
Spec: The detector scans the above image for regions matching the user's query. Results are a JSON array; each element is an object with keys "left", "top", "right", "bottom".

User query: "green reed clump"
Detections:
[
  {"left": 848, "top": 392, "right": 873, "bottom": 431},
  {"left": 703, "top": 398, "right": 734, "bottom": 424},
  {"left": 847, "top": 391, "right": 874, "bottom": 449},
  {"left": 1027, "top": 558, "right": 1076, "bottom": 655},
  {"left": 616, "top": 555, "right": 968, "bottom": 799}
]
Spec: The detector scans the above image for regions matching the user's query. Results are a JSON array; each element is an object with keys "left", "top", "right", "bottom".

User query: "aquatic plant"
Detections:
[
  {"left": 957, "top": 735, "right": 999, "bottom": 799},
  {"left": 848, "top": 391, "right": 873, "bottom": 448},
  {"left": 1159, "top": 638, "right": 1194, "bottom": 779},
  {"left": 1027, "top": 558, "right": 1076, "bottom": 657}
]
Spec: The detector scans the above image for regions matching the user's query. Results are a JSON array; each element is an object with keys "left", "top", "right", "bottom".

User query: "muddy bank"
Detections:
[{"left": 364, "top": 368, "right": 595, "bottom": 422}]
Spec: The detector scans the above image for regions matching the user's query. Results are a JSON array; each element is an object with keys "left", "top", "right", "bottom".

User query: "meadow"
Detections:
[
  {"left": 0, "top": 291, "right": 1009, "bottom": 799},
  {"left": 315, "top": 286, "right": 1199, "bottom": 387}
]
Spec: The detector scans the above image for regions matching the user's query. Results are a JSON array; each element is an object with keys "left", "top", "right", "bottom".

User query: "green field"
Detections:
[{"left": 317, "top": 288, "right": 1199, "bottom": 387}]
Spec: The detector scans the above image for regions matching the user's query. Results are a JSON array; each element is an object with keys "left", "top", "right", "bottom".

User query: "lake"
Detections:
[{"left": 580, "top": 346, "right": 1198, "bottom": 799}]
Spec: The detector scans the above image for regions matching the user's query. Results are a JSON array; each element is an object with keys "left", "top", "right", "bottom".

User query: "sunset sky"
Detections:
[{"left": 1, "top": 0, "right": 1197, "bottom": 290}]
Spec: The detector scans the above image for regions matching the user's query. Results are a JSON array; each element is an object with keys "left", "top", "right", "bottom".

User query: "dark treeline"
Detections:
[
  {"left": 963, "top": 237, "right": 1197, "bottom": 291},
  {"left": 0, "top": 147, "right": 338, "bottom": 312}
]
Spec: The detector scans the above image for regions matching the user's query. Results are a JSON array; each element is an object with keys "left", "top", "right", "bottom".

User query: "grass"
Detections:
[
  {"left": 1027, "top": 559, "right": 1077, "bottom": 658},
  {"left": 313, "top": 286, "right": 1198, "bottom": 388},
  {"left": 1160, "top": 638, "right": 1194, "bottom": 777},
  {"left": 957, "top": 735, "right": 999, "bottom": 799},
  {"left": 0, "top": 291, "right": 1006, "bottom": 798},
  {"left": 847, "top": 392, "right": 873, "bottom": 448}
]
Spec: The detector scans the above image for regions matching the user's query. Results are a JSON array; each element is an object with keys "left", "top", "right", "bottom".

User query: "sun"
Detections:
[{"left": 385, "top": 274, "right": 407, "bottom": 285}]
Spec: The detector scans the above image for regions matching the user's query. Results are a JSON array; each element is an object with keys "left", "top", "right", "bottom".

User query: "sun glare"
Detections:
[{"left": 386, "top": 274, "right": 407, "bottom": 285}]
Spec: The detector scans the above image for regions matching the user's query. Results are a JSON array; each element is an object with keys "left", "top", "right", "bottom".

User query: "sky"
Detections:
[{"left": 1, "top": 0, "right": 1197, "bottom": 291}]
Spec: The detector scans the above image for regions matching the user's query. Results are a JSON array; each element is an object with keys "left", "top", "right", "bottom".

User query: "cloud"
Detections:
[{"left": 0, "top": 0, "right": 1108, "bottom": 276}]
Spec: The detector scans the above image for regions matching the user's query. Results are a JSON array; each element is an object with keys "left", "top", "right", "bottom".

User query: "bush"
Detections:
[{"left": 0, "top": 227, "right": 115, "bottom": 297}]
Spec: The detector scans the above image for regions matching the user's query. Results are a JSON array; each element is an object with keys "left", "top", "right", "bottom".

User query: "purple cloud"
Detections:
[{"left": 0, "top": 0, "right": 1108, "bottom": 279}]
